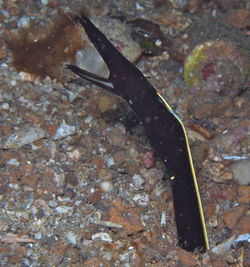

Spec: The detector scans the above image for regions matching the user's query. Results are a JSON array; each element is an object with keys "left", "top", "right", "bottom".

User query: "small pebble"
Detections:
[
  {"left": 120, "top": 248, "right": 136, "bottom": 262},
  {"left": 10, "top": 80, "right": 17, "bottom": 86},
  {"left": 68, "top": 149, "right": 81, "bottom": 160},
  {"left": 52, "top": 121, "right": 76, "bottom": 140},
  {"left": 35, "top": 232, "right": 42, "bottom": 240},
  {"left": 104, "top": 155, "right": 115, "bottom": 167},
  {"left": 232, "top": 159, "right": 250, "bottom": 185},
  {"left": 18, "top": 17, "right": 30, "bottom": 28},
  {"left": 132, "top": 193, "right": 149, "bottom": 206},
  {"left": 66, "top": 231, "right": 78, "bottom": 245},
  {"left": 84, "top": 116, "right": 92, "bottom": 124},
  {"left": 1, "top": 102, "right": 9, "bottom": 110},
  {"left": 100, "top": 181, "right": 113, "bottom": 192},
  {"left": 6, "top": 158, "right": 20, "bottom": 166},
  {"left": 132, "top": 174, "right": 144, "bottom": 188},
  {"left": 19, "top": 71, "right": 37, "bottom": 82},
  {"left": 160, "top": 211, "right": 166, "bottom": 226},
  {"left": 48, "top": 200, "right": 57, "bottom": 208},
  {"left": 55, "top": 206, "right": 73, "bottom": 214},
  {"left": 155, "top": 39, "right": 162, "bottom": 46},
  {"left": 40, "top": 0, "right": 49, "bottom": 5}
]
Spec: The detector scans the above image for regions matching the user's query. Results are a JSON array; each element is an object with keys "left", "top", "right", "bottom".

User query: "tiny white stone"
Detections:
[
  {"left": 213, "top": 156, "right": 221, "bottom": 162},
  {"left": 136, "top": 2, "right": 144, "bottom": 10},
  {"left": 55, "top": 206, "right": 73, "bottom": 214},
  {"left": 84, "top": 116, "right": 92, "bottom": 124},
  {"left": 1, "top": 102, "right": 9, "bottom": 110},
  {"left": 52, "top": 121, "right": 76, "bottom": 140},
  {"left": 68, "top": 149, "right": 81, "bottom": 160},
  {"left": 100, "top": 181, "right": 113, "bottom": 192},
  {"left": 41, "top": 0, "right": 49, "bottom": 5},
  {"left": 19, "top": 71, "right": 35, "bottom": 82},
  {"left": 155, "top": 39, "right": 162, "bottom": 46},
  {"left": 35, "top": 231, "right": 42, "bottom": 240},
  {"left": 6, "top": 158, "right": 20, "bottom": 166},
  {"left": 10, "top": 80, "right": 17, "bottom": 86},
  {"left": 183, "top": 33, "right": 188, "bottom": 39},
  {"left": 105, "top": 156, "right": 115, "bottom": 167},
  {"left": 133, "top": 193, "right": 149, "bottom": 206},
  {"left": 160, "top": 211, "right": 166, "bottom": 226},
  {"left": 48, "top": 200, "right": 57, "bottom": 208},
  {"left": 132, "top": 174, "right": 144, "bottom": 187},
  {"left": 18, "top": 17, "right": 30, "bottom": 28},
  {"left": 66, "top": 231, "right": 77, "bottom": 245}
]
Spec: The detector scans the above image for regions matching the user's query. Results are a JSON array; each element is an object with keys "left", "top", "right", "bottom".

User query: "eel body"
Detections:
[{"left": 67, "top": 14, "right": 209, "bottom": 252}]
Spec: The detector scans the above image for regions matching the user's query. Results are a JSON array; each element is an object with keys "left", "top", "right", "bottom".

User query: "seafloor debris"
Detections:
[
  {"left": 1, "top": 126, "right": 46, "bottom": 149},
  {"left": 6, "top": 13, "right": 84, "bottom": 80},
  {"left": 232, "top": 159, "right": 250, "bottom": 185},
  {"left": 52, "top": 120, "right": 76, "bottom": 140},
  {"left": 212, "top": 233, "right": 250, "bottom": 254},
  {"left": 91, "top": 232, "right": 113, "bottom": 243}
]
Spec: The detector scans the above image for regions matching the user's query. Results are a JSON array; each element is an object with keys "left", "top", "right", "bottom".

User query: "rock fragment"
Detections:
[
  {"left": 232, "top": 159, "right": 250, "bottom": 185},
  {"left": 52, "top": 121, "right": 76, "bottom": 140},
  {"left": 1, "top": 126, "right": 46, "bottom": 149}
]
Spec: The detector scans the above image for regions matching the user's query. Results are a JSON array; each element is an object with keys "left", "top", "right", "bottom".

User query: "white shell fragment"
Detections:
[
  {"left": 160, "top": 211, "right": 167, "bottom": 227},
  {"left": 132, "top": 174, "right": 144, "bottom": 188},
  {"left": 52, "top": 121, "right": 76, "bottom": 140},
  {"left": 91, "top": 232, "right": 112, "bottom": 243},
  {"left": 17, "top": 16, "right": 30, "bottom": 28},
  {"left": 104, "top": 155, "right": 115, "bottom": 167},
  {"left": 100, "top": 181, "right": 113, "bottom": 192},
  {"left": 55, "top": 206, "right": 73, "bottom": 214},
  {"left": 132, "top": 193, "right": 149, "bottom": 206},
  {"left": 6, "top": 158, "right": 20, "bottom": 166},
  {"left": 92, "top": 220, "right": 123, "bottom": 229},
  {"left": 212, "top": 234, "right": 250, "bottom": 254},
  {"left": 2, "top": 126, "right": 46, "bottom": 149},
  {"left": 66, "top": 231, "right": 78, "bottom": 245}
]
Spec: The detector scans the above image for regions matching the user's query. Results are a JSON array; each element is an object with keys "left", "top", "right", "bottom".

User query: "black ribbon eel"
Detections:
[{"left": 66, "top": 14, "right": 209, "bottom": 252}]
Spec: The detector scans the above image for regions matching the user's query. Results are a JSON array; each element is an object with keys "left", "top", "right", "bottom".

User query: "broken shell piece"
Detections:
[
  {"left": 212, "top": 233, "right": 250, "bottom": 254},
  {"left": 92, "top": 220, "right": 123, "bottom": 229},
  {"left": 91, "top": 232, "right": 112, "bottom": 243},
  {"left": 52, "top": 121, "right": 76, "bottom": 140},
  {"left": 2, "top": 126, "right": 46, "bottom": 149}
]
